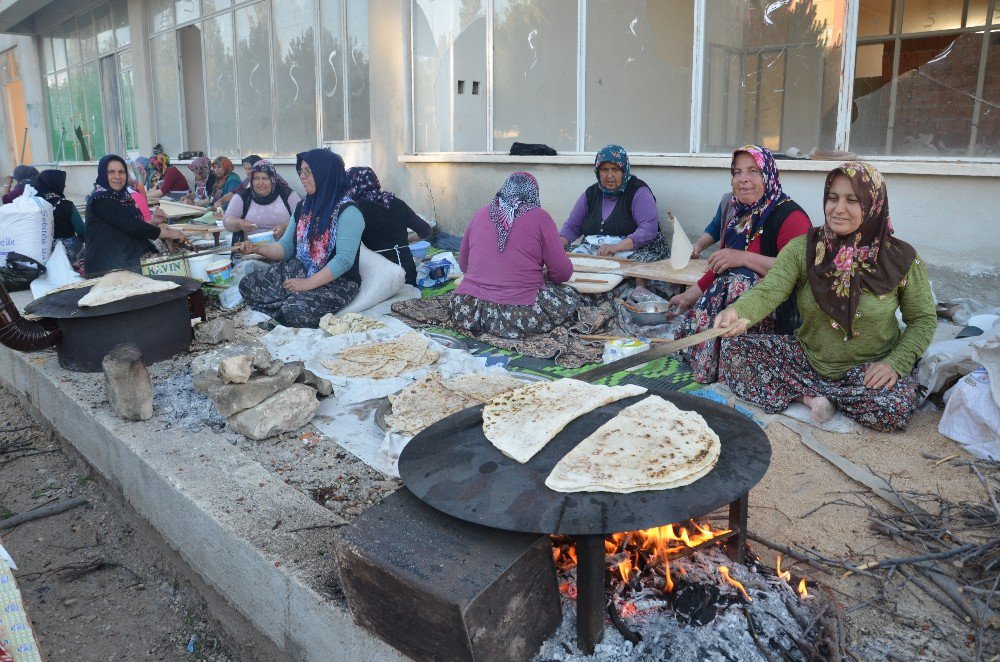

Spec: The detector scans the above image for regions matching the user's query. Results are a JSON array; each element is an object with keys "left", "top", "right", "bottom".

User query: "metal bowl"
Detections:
[
  {"left": 423, "top": 332, "right": 467, "bottom": 351},
  {"left": 374, "top": 398, "right": 392, "bottom": 435},
  {"left": 628, "top": 301, "right": 675, "bottom": 326}
]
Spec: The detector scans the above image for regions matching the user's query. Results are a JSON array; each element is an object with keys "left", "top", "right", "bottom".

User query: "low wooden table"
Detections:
[{"left": 570, "top": 256, "right": 708, "bottom": 287}]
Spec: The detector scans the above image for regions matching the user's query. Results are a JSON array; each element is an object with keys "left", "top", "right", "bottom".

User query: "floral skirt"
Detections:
[
  {"left": 721, "top": 334, "right": 921, "bottom": 432},
  {"left": 682, "top": 267, "right": 776, "bottom": 384},
  {"left": 448, "top": 282, "right": 585, "bottom": 340}
]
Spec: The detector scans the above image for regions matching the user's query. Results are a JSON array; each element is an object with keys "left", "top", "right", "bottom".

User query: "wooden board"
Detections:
[
  {"left": 158, "top": 200, "right": 208, "bottom": 218},
  {"left": 619, "top": 258, "right": 707, "bottom": 286}
]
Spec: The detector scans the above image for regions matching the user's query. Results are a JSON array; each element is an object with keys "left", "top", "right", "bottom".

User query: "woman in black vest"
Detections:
[
  {"left": 669, "top": 145, "right": 811, "bottom": 383},
  {"left": 347, "top": 166, "right": 431, "bottom": 286},
  {"left": 558, "top": 144, "right": 669, "bottom": 262}
]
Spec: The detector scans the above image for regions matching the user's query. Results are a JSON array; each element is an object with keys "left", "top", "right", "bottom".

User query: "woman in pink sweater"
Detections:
[{"left": 449, "top": 172, "right": 579, "bottom": 339}]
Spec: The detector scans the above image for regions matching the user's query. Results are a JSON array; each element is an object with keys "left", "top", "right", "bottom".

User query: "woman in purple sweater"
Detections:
[{"left": 449, "top": 171, "right": 582, "bottom": 339}]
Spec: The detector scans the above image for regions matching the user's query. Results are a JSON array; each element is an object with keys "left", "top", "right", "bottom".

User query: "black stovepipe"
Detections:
[{"left": 0, "top": 281, "right": 61, "bottom": 351}]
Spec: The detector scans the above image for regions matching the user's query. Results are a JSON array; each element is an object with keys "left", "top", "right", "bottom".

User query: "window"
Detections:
[
  {"left": 850, "top": 0, "right": 1000, "bottom": 157},
  {"left": 272, "top": 0, "right": 317, "bottom": 154},
  {"left": 41, "top": 3, "right": 136, "bottom": 161}
]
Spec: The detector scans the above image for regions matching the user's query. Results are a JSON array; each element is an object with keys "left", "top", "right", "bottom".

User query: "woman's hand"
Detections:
[
  {"left": 180, "top": 193, "right": 194, "bottom": 205},
  {"left": 283, "top": 277, "right": 317, "bottom": 293},
  {"left": 713, "top": 308, "right": 748, "bottom": 337},
  {"left": 597, "top": 241, "right": 628, "bottom": 257},
  {"left": 273, "top": 222, "right": 288, "bottom": 240},
  {"left": 234, "top": 241, "right": 256, "bottom": 255},
  {"left": 707, "top": 248, "right": 746, "bottom": 274},
  {"left": 667, "top": 287, "right": 701, "bottom": 317},
  {"left": 239, "top": 220, "right": 258, "bottom": 233},
  {"left": 863, "top": 361, "right": 898, "bottom": 389},
  {"left": 150, "top": 207, "right": 168, "bottom": 225},
  {"left": 158, "top": 227, "right": 187, "bottom": 242}
]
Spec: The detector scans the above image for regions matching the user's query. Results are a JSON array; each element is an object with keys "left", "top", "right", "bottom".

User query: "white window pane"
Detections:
[
  {"left": 56, "top": 71, "right": 76, "bottom": 160},
  {"left": 68, "top": 67, "right": 86, "bottom": 159},
  {"left": 149, "top": 0, "right": 175, "bottom": 33},
  {"left": 272, "top": 0, "right": 317, "bottom": 155},
  {"left": 346, "top": 0, "right": 370, "bottom": 140},
  {"left": 119, "top": 48, "right": 133, "bottom": 70},
  {"left": 493, "top": 0, "right": 576, "bottom": 153},
  {"left": 113, "top": 0, "right": 131, "bottom": 47},
  {"left": 703, "top": 0, "right": 843, "bottom": 154},
  {"left": 95, "top": 3, "right": 115, "bottom": 56},
  {"left": 204, "top": 13, "right": 238, "bottom": 155},
  {"left": 413, "top": 0, "right": 487, "bottom": 152},
  {"left": 320, "top": 1, "right": 345, "bottom": 141},
  {"left": 235, "top": 2, "right": 274, "bottom": 156},
  {"left": 902, "top": 0, "right": 965, "bottom": 33},
  {"left": 120, "top": 67, "right": 140, "bottom": 151},
  {"left": 586, "top": 0, "right": 692, "bottom": 153},
  {"left": 42, "top": 39, "right": 54, "bottom": 74},
  {"left": 150, "top": 32, "right": 183, "bottom": 155},
  {"left": 65, "top": 20, "right": 82, "bottom": 63},
  {"left": 46, "top": 75, "right": 59, "bottom": 154},
  {"left": 858, "top": 0, "right": 893, "bottom": 37},
  {"left": 176, "top": 0, "right": 202, "bottom": 26},
  {"left": 203, "top": 0, "right": 231, "bottom": 13},
  {"left": 979, "top": 30, "right": 1000, "bottom": 156},
  {"left": 80, "top": 11, "right": 97, "bottom": 61},
  {"left": 83, "top": 61, "right": 105, "bottom": 159},
  {"left": 52, "top": 32, "right": 68, "bottom": 71}
]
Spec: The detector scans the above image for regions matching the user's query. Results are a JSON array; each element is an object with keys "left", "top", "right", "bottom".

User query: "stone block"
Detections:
[
  {"left": 208, "top": 363, "right": 302, "bottom": 417},
  {"left": 102, "top": 344, "right": 153, "bottom": 421},
  {"left": 192, "top": 370, "right": 223, "bottom": 395},
  {"left": 298, "top": 367, "right": 333, "bottom": 397},
  {"left": 228, "top": 384, "right": 319, "bottom": 440},
  {"left": 336, "top": 490, "right": 561, "bottom": 662},
  {"left": 191, "top": 340, "right": 270, "bottom": 376},
  {"left": 219, "top": 354, "right": 253, "bottom": 384},
  {"left": 194, "top": 319, "right": 235, "bottom": 345}
]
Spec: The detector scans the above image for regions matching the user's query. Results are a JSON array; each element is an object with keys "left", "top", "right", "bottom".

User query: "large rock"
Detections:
[
  {"left": 192, "top": 370, "right": 223, "bottom": 395},
  {"left": 190, "top": 340, "right": 271, "bottom": 376},
  {"left": 194, "top": 319, "right": 235, "bottom": 345},
  {"left": 102, "top": 345, "right": 153, "bottom": 421},
  {"left": 228, "top": 384, "right": 320, "bottom": 440},
  {"left": 298, "top": 367, "right": 333, "bottom": 397},
  {"left": 218, "top": 354, "right": 253, "bottom": 384},
  {"left": 207, "top": 363, "right": 302, "bottom": 417}
]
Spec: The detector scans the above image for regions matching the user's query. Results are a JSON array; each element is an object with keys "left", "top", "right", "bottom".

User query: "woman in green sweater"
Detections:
[{"left": 714, "top": 162, "right": 936, "bottom": 432}]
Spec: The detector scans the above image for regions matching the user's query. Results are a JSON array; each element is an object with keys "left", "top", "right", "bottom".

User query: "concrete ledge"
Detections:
[{"left": 0, "top": 340, "right": 407, "bottom": 662}]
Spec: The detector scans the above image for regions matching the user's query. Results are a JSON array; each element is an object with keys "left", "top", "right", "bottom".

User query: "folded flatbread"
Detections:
[
  {"left": 545, "top": 395, "right": 720, "bottom": 493},
  {"left": 318, "top": 312, "right": 385, "bottom": 335},
  {"left": 385, "top": 372, "right": 526, "bottom": 436},
  {"left": 483, "top": 380, "right": 647, "bottom": 463},
  {"left": 321, "top": 331, "right": 440, "bottom": 380},
  {"left": 77, "top": 270, "right": 179, "bottom": 307}
]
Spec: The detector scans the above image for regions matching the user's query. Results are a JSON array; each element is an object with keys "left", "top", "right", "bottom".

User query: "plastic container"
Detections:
[
  {"left": 219, "top": 285, "right": 243, "bottom": 309},
  {"left": 206, "top": 259, "right": 234, "bottom": 286},
  {"left": 188, "top": 254, "right": 215, "bottom": 281},
  {"left": 602, "top": 338, "right": 650, "bottom": 364},
  {"left": 409, "top": 240, "right": 431, "bottom": 259},
  {"left": 248, "top": 230, "right": 274, "bottom": 246}
]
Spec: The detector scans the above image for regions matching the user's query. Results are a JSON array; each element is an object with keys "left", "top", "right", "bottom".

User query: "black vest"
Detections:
[
  {"left": 759, "top": 199, "right": 808, "bottom": 335},
  {"left": 292, "top": 201, "right": 362, "bottom": 284},
  {"left": 581, "top": 177, "right": 654, "bottom": 238}
]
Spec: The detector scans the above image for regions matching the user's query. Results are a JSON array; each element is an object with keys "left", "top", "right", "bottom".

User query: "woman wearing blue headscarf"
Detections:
[
  {"left": 558, "top": 144, "right": 668, "bottom": 262},
  {"left": 236, "top": 148, "right": 363, "bottom": 327}
]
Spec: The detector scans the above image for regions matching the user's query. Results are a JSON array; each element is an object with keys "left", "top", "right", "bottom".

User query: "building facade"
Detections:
[{"left": 0, "top": 0, "right": 997, "bottom": 301}]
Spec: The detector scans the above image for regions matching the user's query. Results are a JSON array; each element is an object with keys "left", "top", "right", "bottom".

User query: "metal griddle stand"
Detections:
[{"left": 573, "top": 494, "right": 749, "bottom": 654}]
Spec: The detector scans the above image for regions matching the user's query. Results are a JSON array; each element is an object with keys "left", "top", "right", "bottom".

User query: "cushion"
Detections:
[{"left": 339, "top": 244, "right": 406, "bottom": 314}]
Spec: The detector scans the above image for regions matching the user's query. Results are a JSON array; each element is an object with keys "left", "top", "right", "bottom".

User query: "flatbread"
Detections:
[
  {"left": 320, "top": 331, "right": 440, "bottom": 380},
  {"left": 483, "top": 381, "right": 647, "bottom": 463},
  {"left": 77, "top": 270, "right": 179, "bottom": 307},
  {"left": 568, "top": 256, "right": 621, "bottom": 272},
  {"left": 318, "top": 312, "right": 385, "bottom": 335},
  {"left": 385, "top": 372, "right": 525, "bottom": 436},
  {"left": 544, "top": 395, "right": 721, "bottom": 493}
]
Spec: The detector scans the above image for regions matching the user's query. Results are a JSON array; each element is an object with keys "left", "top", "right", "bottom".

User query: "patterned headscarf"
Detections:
[
  {"left": 32, "top": 169, "right": 67, "bottom": 203},
  {"left": 722, "top": 145, "right": 790, "bottom": 251},
  {"left": 346, "top": 167, "right": 394, "bottom": 210},
  {"left": 488, "top": 171, "right": 540, "bottom": 252},
  {"left": 133, "top": 157, "right": 152, "bottom": 188},
  {"left": 127, "top": 160, "right": 147, "bottom": 194},
  {"left": 807, "top": 162, "right": 916, "bottom": 339},
  {"left": 188, "top": 156, "right": 212, "bottom": 189},
  {"left": 87, "top": 154, "right": 143, "bottom": 226},
  {"left": 237, "top": 154, "right": 263, "bottom": 192},
  {"left": 247, "top": 159, "right": 289, "bottom": 207},
  {"left": 295, "top": 149, "right": 353, "bottom": 277},
  {"left": 211, "top": 156, "right": 234, "bottom": 199},
  {"left": 594, "top": 144, "right": 632, "bottom": 197}
]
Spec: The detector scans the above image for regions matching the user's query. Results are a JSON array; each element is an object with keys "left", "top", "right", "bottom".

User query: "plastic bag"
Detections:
[
  {"left": 0, "top": 252, "right": 45, "bottom": 291},
  {"left": 29, "top": 241, "right": 83, "bottom": 298},
  {"left": 939, "top": 368, "right": 1000, "bottom": 459},
  {"left": 415, "top": 257, "right": 452, "bottom": 289},
  {"left": 0, "top": 184, "right": 54, "bottom": 264}
]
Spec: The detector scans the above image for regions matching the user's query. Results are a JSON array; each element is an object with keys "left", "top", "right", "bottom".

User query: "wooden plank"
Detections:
[{"left": 619, "top": 258, "right": 708, "bottom": 286}]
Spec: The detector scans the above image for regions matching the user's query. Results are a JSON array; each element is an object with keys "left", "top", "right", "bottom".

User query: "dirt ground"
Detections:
[
  {"left": 748, "top": 408, "right": 999, "bottom": 660},
  {"left": 0, "top": 385, "right": 247, "bottom": 662}
]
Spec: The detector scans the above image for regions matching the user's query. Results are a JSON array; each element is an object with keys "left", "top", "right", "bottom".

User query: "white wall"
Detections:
[{"left": 0, "top": 33, "right": 49, "bottom": 176}]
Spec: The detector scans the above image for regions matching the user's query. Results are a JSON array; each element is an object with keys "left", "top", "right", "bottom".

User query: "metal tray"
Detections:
[{"left": 422, "top": 332, "right": 467, "bottom": 351}]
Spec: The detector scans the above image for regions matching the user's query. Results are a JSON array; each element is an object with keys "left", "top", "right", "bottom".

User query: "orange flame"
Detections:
[
  {"left": 776, "top": 554, "right": 791, "bottom": 582},
  {"left": 664, "top": 556, "right": 674, "bottom": 593},
  {"left": 798, "top": 578, "right": 809, "bottom": 599},
  {"left": 618, "top": 558, "right": 633, "bottom": 583},
  {"left": 719, "top": 566, "right": 753, "bottom": 602}
]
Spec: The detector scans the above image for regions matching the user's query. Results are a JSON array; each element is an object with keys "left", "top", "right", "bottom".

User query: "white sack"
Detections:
[
  {"left": 939, "top": 368, "right": 1000, "bottom": 459},
  {"left": 29, "top": 241, "right": 82, "bottom": 298},
  {"left": 339, "top": 244, "right": 406, "bottom": 314},
  {"left": 0, "top": 184, "right": 54, "bottom": 264}
]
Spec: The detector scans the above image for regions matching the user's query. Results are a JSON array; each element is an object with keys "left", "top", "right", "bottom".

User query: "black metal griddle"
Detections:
[
  {"left": 399, "top": 386, "right": 771, "bottom": 653},
  {"left": 25, "top": 275, "right": 201, "bottom": 371}
]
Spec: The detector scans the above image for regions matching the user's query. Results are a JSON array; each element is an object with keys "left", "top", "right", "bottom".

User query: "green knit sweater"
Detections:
[{"left": 730, "top": 235, "right": 937, "bottom": 380}]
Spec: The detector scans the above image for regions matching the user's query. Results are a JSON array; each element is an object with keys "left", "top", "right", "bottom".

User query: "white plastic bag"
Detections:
[
  {"left": 0, "top": 184, "right": 54, "bottom": 264},
  {"left": 29, "top": 241, "right": 82, "bottom": 298},
  {"left": 939, "top": 368, "right": 1000, "bottom": 459}
]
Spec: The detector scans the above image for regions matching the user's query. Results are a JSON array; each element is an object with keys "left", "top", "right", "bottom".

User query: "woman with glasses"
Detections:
[
  {"left": 558, "top": 144, "right": 668, "bottom": 262},
  {"left": 234, "top": 149, "right": 362, "bottom": 328}
]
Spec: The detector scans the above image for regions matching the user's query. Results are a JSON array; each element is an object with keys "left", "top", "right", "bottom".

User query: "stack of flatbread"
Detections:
[
  {"left": 544, "top": 395, "right": 720, "bottom": 493},
  {"left": 483, "top": 380, "right": 647, "bottom": 463},
  {"left": 321, "top": 332, "right": 440, "bottom": 380},
  {"left": 384, "top": 372, "right": 526, "bottom": 436},
  {"left": 318, "top": 312, "right": 385, "bottom": 336},
  {"left": 77, "top": 271, "right": 179, "bottom": 307}
]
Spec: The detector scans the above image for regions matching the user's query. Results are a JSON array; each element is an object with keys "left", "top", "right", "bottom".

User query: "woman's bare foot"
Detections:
[{"left": 802, "top": 395, "right": 836, "bottom": 423}]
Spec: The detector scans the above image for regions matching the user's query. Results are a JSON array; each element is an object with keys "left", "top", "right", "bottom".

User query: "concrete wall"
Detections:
[{"left": 0, "top": 32, "right": 47, "bottom": 176}]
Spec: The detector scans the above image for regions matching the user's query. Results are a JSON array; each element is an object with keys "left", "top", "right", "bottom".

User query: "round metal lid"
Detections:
[
  {"left": 398, "top": 387, "right": 771, "bottom": 536},
  {"left": 24, "top": 275, "right": 202, "bottom": 319}
]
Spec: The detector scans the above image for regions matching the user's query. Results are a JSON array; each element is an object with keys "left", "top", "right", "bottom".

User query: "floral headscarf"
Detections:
[
  {"left": 211, "top": 156, "right": 234, "bottom": 199},
  {"left": 806, "top": 162, "right": 916, "bottom": 339},
  {"left": 128, "top": 160, "right": 147, "bottom": 194},
  {"left": 295, "top": 149, "right": 353, "bottom": 277},
  {"left": 133, "top": 157, "right": 152, "bottom": 188},
  {"left": 346, "top": 167, "right": 395, "bottom": 210},
  {"left": 188, "top": 156, "right": 212, "bottom": 189},
  {"left": 247, "top": 159, "right": 290, "bottom": 207},
  {"left": 723, "top": 145, "right": 790, "bottom": 251},
  {"left": 489, "top": 171, "right": 540, "bottom": 252},
  {"left": 594, "top": 144, "right": 632, "bottom": 197}
]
